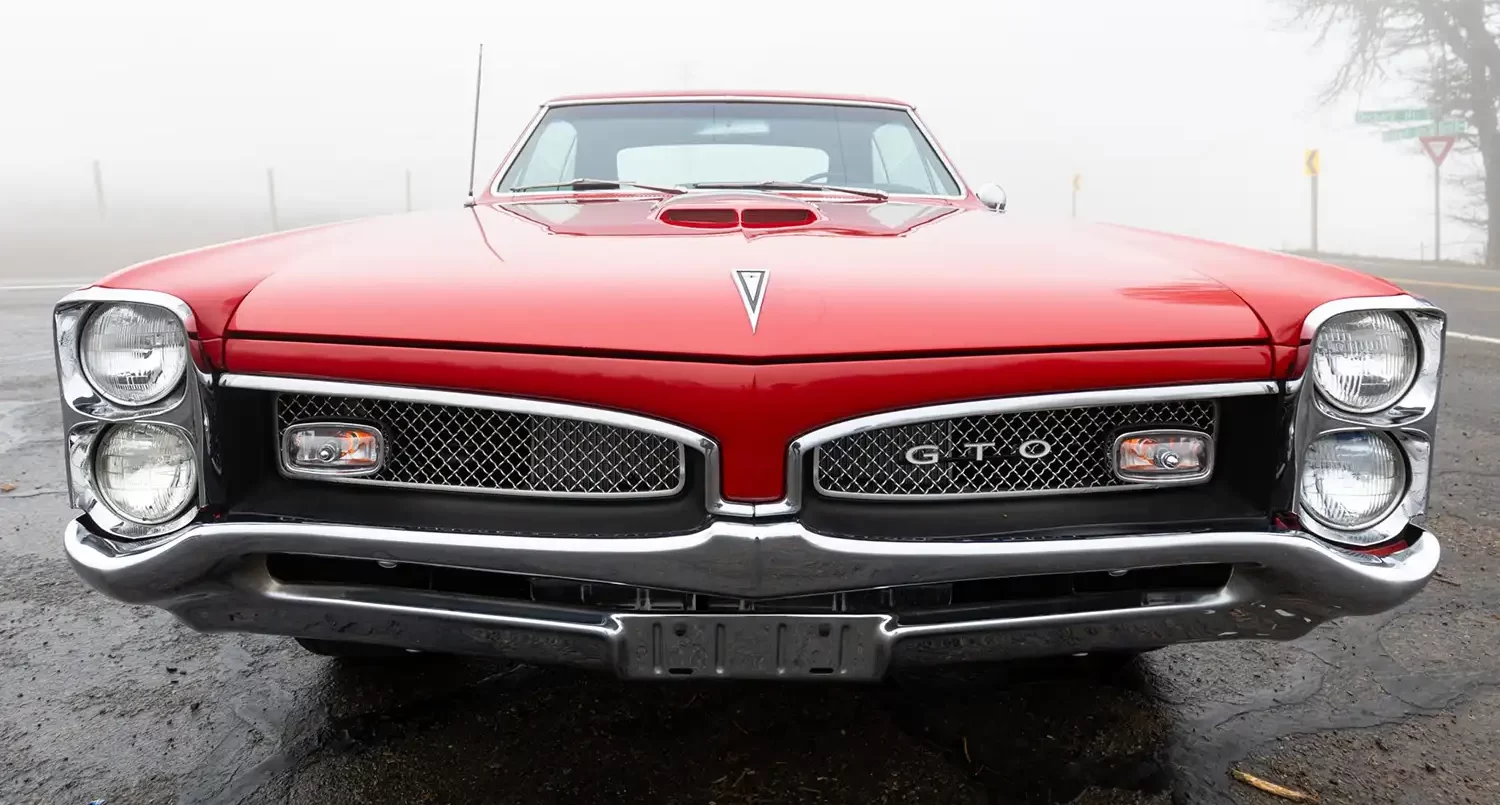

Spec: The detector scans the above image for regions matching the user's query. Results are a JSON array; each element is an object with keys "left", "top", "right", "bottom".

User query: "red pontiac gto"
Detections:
[{"left": 56, "top": 91, "right": 1445, "bottom": 679}]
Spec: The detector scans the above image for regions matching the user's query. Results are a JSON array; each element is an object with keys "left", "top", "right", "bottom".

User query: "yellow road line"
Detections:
[{"left": 1388, "top": 277, "right": 1500, "bottom": 293}]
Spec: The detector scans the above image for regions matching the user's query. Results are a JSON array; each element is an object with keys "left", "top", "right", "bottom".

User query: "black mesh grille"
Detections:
[
  {"left": 277, "top": 394, "right": 685, "bottom": 498},
  {"left": 813, "top": 400, "right": 1216, "bottom": 499}
]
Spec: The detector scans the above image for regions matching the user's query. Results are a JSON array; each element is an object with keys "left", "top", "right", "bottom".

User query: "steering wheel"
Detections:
[{"left": 797, "top": 171, "right": 831, "bottom": 184}]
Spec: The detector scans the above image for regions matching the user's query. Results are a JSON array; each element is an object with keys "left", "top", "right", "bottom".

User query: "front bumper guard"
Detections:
[{"left": 64, "top": 519, "right": 1440, "bottom": 679}]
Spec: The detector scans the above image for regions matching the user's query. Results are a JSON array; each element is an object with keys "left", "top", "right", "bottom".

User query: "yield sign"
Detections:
[{"left": 1420, "top": 135, "right": 1456, "bottom": 167}]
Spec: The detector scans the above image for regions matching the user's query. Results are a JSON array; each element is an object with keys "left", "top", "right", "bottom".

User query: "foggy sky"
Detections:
[{"left": 2, "top": 0, "right": 1484, "bottom": 261}]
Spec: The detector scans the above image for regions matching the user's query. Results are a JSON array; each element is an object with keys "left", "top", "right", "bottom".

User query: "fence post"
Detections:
[
  {"left": 93, "top": 160, "right": 106, "bottom": 218},
  {"left": 267, "top": 168, "right": 279, "bottom": 232}
]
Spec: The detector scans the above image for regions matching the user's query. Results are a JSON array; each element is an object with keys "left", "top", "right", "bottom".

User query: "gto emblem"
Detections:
[
  {"left": 904, "top": 439, "right": 1052, "bottom": 466},
  {"left": 733, "top": 269, "right": 769, "bottom": 333}
]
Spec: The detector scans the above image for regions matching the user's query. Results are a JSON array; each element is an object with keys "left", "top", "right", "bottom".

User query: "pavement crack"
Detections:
[
  {"left": 0, "top": 487, "right": 66, "bottom": 499},
  {"left": 1433, "top": 468, "right": 1500, "bottom": 480}
]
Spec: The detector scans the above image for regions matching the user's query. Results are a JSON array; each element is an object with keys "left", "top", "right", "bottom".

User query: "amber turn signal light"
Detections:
[
  {"left": 1112, "top": 430, "right": 1212, "bottom": 484},
  {"left": 283, "top": 423, "right": 384, "bottom": 476}
]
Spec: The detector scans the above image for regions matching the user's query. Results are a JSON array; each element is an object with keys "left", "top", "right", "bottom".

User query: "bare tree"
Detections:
[{"left": 1288, "top": 0, "right": 1499, "bottom": 265}]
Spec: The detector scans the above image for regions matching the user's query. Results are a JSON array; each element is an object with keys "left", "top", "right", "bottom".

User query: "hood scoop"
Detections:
[{"left": 655, "top": 192, "right": 821, "bottom": 230}]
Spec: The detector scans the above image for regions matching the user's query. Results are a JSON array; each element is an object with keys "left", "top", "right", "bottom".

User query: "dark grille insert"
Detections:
[
  {"left": 276, "top": 393, "right": 685, "bottom": 498},
  {"left": 814, "top": 400, "right": 1217, "bottom": 499}
]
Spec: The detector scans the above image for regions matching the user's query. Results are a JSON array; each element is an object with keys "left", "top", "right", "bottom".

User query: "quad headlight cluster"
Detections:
[
  {"left": 1295, "top": 302, "right": 1445, "bottom": 548},
  {"left": 54, "top": 292, "right": 202, "bottom": 538}
]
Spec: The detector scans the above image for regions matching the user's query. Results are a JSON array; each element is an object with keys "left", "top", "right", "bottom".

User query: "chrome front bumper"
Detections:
[{"left": 63, "top": 518, "right": 1440, "bottom": 679}]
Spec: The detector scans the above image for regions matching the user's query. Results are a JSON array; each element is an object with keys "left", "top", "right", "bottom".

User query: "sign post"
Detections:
[
  {"left": 1305, "top": 149, "right": 1320, "bottom": 253},
  {"left": 1354, "top": 108, "right": 1468, "bottom": 263},
  {"left": 1420, "top": 135, "right": 1456, "bottom": 262}
]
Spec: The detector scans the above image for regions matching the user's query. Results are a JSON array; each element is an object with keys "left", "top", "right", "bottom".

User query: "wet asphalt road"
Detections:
[{"left": 1, "top": 259, "right": 1498, "bottom": 805}]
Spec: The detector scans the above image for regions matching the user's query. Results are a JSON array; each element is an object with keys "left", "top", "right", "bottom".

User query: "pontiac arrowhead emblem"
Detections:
[{"left": 733, "top": 269, "right": 769, "bottom": 333}]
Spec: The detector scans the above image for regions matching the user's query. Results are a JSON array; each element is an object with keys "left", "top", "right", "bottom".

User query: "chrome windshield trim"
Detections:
[
  {"left": 221, "top": 374, "right": 726, "bottom": 509},
  {"left": 543, "top": 95, "right": 914, "bottom": 110},
  {"left": 488, "top": 98, "right": 967, "bottom": 201},
  {"left": 907, "top": 107, "right": 970, "bottom": 199},
  {"left": 758, "top": 380, "right": 1279, "bottom": 516}
]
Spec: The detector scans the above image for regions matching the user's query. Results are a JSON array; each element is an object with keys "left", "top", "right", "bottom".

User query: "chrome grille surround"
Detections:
[
  {"left": 277, "top": 393, "right": 686, "bottom": 499},
  {"left": 813, "top": 400, "right": 1217, "bottom": 500}
]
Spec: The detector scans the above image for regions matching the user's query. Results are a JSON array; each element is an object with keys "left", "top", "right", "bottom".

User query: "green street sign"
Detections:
[
  {"left": 1356, "top": 108, "right": 1434, "bottom": 124},
  {"left": 1381, "top": 119, "right": 1468, "bottom": 141}
]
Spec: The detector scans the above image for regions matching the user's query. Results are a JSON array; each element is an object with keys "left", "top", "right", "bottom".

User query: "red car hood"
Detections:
[{"left": 218, "top": 197, "right": 1270, "bottom": 359}]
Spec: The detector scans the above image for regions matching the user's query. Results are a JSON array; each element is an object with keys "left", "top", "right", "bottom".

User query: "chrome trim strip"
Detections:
[
  {"left": 761, "top": 380, "right": 1278, "bottom": 516},
  {"left": 544, "top": 94, "right": 914, "bottom": 110},
  {"left": 228, "top": 374, "right": 706, "bottom": 443},
  {"left": 488, "top": 97, "right": 967, "bottom": 201},
  {"left": 223, "top": 374, "right": 722, "bottom": 508},
  {"left": 906, "top": 106, "right": 971, "bottom": 199},
  {"left": 484, "top": 103, "right": 548, "bottom": 198},
  {"left": 65, "top": 517, "right": 1439, "bottom": 608}
]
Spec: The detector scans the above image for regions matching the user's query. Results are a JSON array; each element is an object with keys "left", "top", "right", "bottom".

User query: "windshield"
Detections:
[{"left": 495, "top": 101, "right": 964, "bottom": 197}]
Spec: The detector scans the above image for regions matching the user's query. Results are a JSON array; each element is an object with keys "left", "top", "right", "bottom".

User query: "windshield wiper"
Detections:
[
  {"left": 687, "top": 181, "right": 888, "bottom": 201},
  {"left": 506, "top": 178, "right": 686, "bottom": 195}
]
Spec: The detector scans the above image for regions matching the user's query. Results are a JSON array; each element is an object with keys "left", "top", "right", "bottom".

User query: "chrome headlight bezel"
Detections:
[
  {"left": 55, "top": 288, "right": 212, "bottom": 540},
  {"left": 1288, "top": 296, "right": 1446, "bottom": 549}
]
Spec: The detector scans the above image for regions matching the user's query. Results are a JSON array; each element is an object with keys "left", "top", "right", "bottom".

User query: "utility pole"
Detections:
[
  {"left": 92, "top": 160, "right": 106, "bottom": 219},
  {"left": 405, "top": 168, "right": 413, "bottom": 212},
  {"left": 1071, "top": 173, "right": 1081, "bottom": 219},
  {"left": 1305, "top": 149, "right": 1320, "bottom": 253},
  {"left": 267, "top": 168, "right": 279, "bottom": 232}
]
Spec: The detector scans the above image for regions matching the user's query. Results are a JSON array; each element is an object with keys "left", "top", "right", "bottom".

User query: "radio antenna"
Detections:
[{"left": 464, "top": 43, "right": 484, "bottom": 208}]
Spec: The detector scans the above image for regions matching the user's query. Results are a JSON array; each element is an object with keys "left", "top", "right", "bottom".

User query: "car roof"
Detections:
[{"left": 542, "top": 89, "right": 914, "bottom": 108}]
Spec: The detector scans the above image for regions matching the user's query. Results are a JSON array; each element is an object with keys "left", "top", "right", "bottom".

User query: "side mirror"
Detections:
[{"left": 976, "top": 183, "right": 1007, "bottom": 212}]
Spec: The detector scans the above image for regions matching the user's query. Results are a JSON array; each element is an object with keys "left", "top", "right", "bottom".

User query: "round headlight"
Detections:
[
  {"left": 80, "top": 303, "right": 188, "bottom": 406},
  {"left": 1311, "top": 311, "right": 1418, "bottom": 413},
  {"left": 1299, "top": 431, "right": 1405, "bottom": 535},
  {"left": 94, "top": 423, "right": 197, "bottom": 525}
]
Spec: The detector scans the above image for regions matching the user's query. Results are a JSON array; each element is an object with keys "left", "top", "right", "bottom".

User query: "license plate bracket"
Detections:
[{"left": 614, "top": 614, "right": 890, "bottom": 680}]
